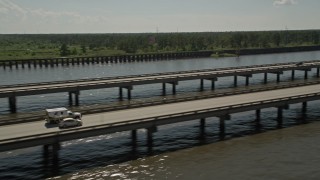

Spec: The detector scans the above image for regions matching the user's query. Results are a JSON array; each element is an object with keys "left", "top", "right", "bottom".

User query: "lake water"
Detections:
[{"left": 1, "top": 51, "right": 320, "bottom": 179}]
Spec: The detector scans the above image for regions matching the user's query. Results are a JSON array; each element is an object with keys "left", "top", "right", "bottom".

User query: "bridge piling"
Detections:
[
  {"left": 304, "top": 70, "right": 308, "bottom": 79},
  {"left": 200, "top": 79, "right": 204, "bottom": 91},
  {"left": 291, "top": 70, "right": 295, "bottom": 80},
  {"left": 168, "top": 82, "right": 178, "bottom": 95},
  {"left": 277, "top": 107, "right": 283, "bottom": 125},
  {"left": 302, "top": 102, "right": 307, "bottom": 114},
  {"left": 241, "top": 75, "right": 252, "bottom": 86},
  {"left": 317, "top": 68, "right": 320, "bottom": 77},
  {"left": 43, "top": 142, "right": 60, "bottom": 170},
  {"left": 256, "top": 109, "right": 261, "bottom": 125},
  {"left": 277, "top": 72, "right": 281, "bottom": 82},
  {"left": 264, "top": 73, "right": 268, "bottom": 84},
  {"left": 119, "top": 86, "right": 133, "bottom": 100},
  {"left": 39, "top": 60, "right": 43, "bottom": 68},
  {"left": 75, "top": 91, "right": 80, "bottom": 106},
  {"left": 119, "top": 87, "right": 123, "bottom": 100},
  {"left": 27, "top": 60, "right": 31, "bottom": 68},
  {"left": 21, "top": 61, "right": 25, "bottom": 69},
  {"left": 44, "top": 59, "right": 48, "bottom": 68},
  {"left": 33, "top": 60, "right": 37, "bottom": 68},
  {"left": 131, "top": 130, "right": 137, "bottom": 143},
  {"left": 200, "top": 118, "right": 206, "bottom": 138},
  {"left": 162, "top": 83, "right": 166, "bottom": 96},
  {"left": 126, "top": 86, "right": 133, "bottom": 100},
  {"left": 147, "top": 126, "right": 157, "bottom": 146},
  {"left": 234, "top": 76, "right": 238, "bottom": 87},
  {"left": 68, "top": 91, "right": 80, "bottom": 106},
  {"left": 9, "top": 96, "right": 17, "bottom": 113},
  {"left": 209, "top": 78, "right": 217, "bottom": 90},
  {"left": 68, "top": 92, "right": 73, "bottom": 106},
  {"left": 219, "top": 114, "right": 230, "bottom": 138},
  {"left": 246, "top": 76, "right": 250, "bottom": 86},
  {"left": 9, "top": 61, "right": 12, "bottom": 69}
]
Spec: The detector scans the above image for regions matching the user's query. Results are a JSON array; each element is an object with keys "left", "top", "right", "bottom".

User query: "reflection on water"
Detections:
[{"left": 1, "top": 51, "right": 320, "bottom": 179}]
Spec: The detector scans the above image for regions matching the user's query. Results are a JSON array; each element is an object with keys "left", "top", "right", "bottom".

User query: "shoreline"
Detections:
[{"left": 1, "top": 45, "right": 320, "bottom": 62}]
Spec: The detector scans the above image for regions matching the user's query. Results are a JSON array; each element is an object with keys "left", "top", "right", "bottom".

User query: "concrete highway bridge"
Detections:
[
  {"left": 0, "top": 83, "right": 319, "bottom": 161},
  {"left": 0, "top": 51, "right": 213, "bottom": 69},
  {"left": 1, "top": 60, "right": 320, "bottom": 113}
]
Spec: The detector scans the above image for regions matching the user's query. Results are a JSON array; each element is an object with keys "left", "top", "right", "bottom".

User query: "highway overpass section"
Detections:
[
  {"left": 0, "top": 83, "right": 319, "bottom": 153},
  {"left": 1, "top": 60, "right": 320, "bottom": 113}
]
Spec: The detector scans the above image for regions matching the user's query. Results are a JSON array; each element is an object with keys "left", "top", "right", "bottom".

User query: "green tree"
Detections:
[
  {"left": 273, "top": 33, "right": 281, "bottom": 47},
  {"left": 81, "top": 45, "right": 86, "bottom": 53},
  {"left": 60, "top": 43, "right": 70, "bottom": 56}
]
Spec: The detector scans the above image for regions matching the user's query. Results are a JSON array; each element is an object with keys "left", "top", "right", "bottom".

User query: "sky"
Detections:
[{"left": 0, "top": 0, "right": 319, "bottom": 34}]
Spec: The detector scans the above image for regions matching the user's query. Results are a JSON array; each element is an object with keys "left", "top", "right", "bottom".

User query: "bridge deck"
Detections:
[
  {"left": 0, "top": 83, "right": 319, "bottom": 146},
  {"left": 0, "top": 60, "right": 319, "bottom": 97}
]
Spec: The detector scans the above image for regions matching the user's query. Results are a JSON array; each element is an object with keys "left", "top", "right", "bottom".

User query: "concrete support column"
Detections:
[
  {"left": 302, "top": 102, "right": 307, "bottom": 121},
  {"left": 43, "top": 142, "right": 61, "bottom": 169},
  {"left": 256, "top": 109, "right": 261, "bottom": 124},
  {"left": 147, "top": 126, "right": 157, "bottom": 146},
  {"left": 200, "top": 79, "right": 204, "bottom": 91},
  {"left": 43, "top": 144, "right": 49, "bottom": 156},
  {"left": 200, "top": 118, "right": 206, "bottom": 138},
  {"left": 234, "top": 75, "right": 238, "bottom": 87},
  {"left": 75, "top": 91, "right": 80, "bottom": 106},
  {"left": 291, "top": 70, "right": 295, "bottom": 80},
  {"left": 50, "top": 60, "right": 54, "bottom": 67},
  {"left": 168, "top": 82, "right": 178, "bottom": 95},
  {"left": 127, "top": 89, "right": 132, "bottom": 100},
  {"left": 68, "top": 91, "right": 80, "bottom": 106},
  {"left": 277, "top": 107, "right": 283, "bottom": 125},
  {"left": 277, "top": 105, "right": 288, "bottom": 127},
  {"left": 119, "top": 86, "right": 133, "bottom": 100},
  {"left": 68, "top": 92, "right": 73, "bottom": 106},
  {"left": 218, "top": 114, "right": 230, "bottom": 137},
  {"left": 245, "top": 76, "right": 250, "bottom": 86},
  {"left": 119, "top": 87, "right": 123, "bottom": 100},
  {"left": 9, "top": 96, "right": 17, "bottom": 113},
  {"left": 241, "top": 75, "right": 252, "bottom": 86},
  {"left": 302, "top": 102, "right": 307, "bottom": 114},
  {"left": 304, "top": 70, "right": 308, "bottom": 79},
  {"left": 210, "top": 78, "right": 217, "bottom": 90},
  {"left": 52, "top": 142, "right": 60, "bottom": 167},
  {"left": 162, "top": 83, "right": 166, "bottom": 96},
  {"left": 39, "top": 60, "right": 43, "bottom": 68},
  {"left": 263, "top": 73, "right": 268, "bottom": 84},
  {"left": 277, "top": 73, "right": 281, "bottom": 83},
  {"left": 131, "top": 130, "right": 137, "bottom": 144},
  {"left": 172, "top": 83, "right": 176, "bottom": 95}
]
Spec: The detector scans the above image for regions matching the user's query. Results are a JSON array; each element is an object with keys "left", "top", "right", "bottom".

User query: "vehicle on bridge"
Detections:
[
  {"left": 45, "top": 107, "right": 82, "bottom": 124},
  {"left": 59, "top": 118, "right": 83, "bottom": 128}
]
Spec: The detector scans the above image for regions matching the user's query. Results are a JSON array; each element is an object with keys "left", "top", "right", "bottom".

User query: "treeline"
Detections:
[{"left": 0, "top": 30, "right": 319, "bottom": 58}]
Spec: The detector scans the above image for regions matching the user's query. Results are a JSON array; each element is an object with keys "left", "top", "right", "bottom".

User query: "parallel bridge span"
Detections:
[
  {"left": 0, "top": 83, "right": 319, "bottom": 155},
  {"left": 1, "top": 60, "right": 320, "bottom": 113}
]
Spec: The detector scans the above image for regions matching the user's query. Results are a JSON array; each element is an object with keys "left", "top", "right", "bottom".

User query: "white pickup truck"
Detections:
[{"left": 45, "top": 107, "right": 82, "bottom": 124}]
